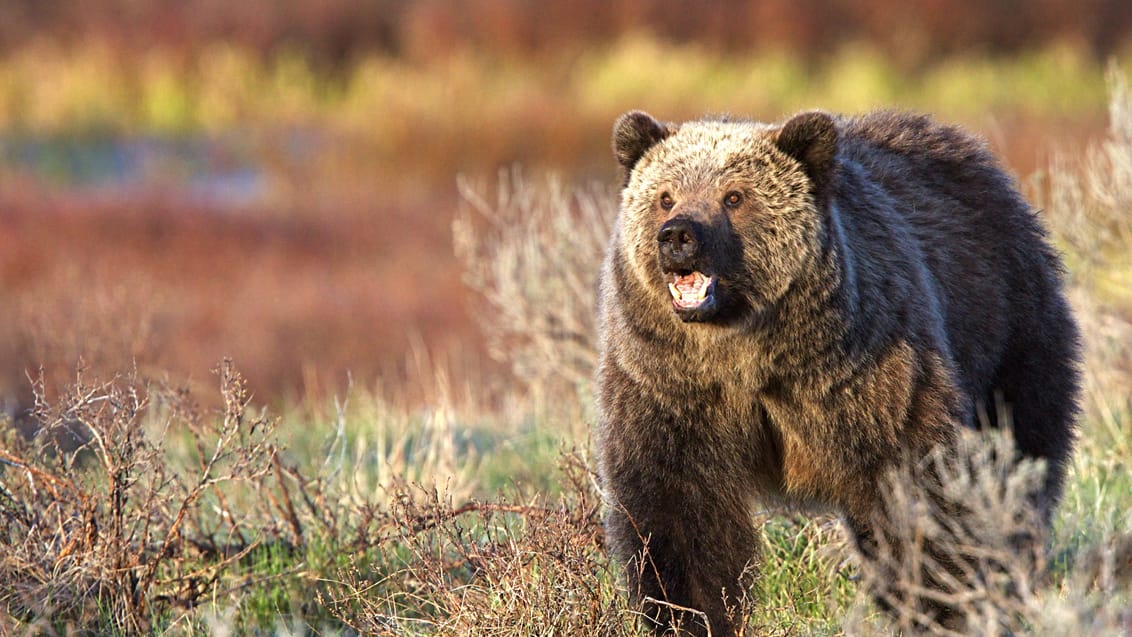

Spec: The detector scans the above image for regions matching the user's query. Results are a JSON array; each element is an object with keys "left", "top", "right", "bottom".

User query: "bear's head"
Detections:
[{"left": 611, "top": 110, "right": 838, "bottom": 325}]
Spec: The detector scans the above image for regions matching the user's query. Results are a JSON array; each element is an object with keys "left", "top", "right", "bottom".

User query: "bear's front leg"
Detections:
[{"left": 604, "top": 466, "right": 759, "bottom": 636}]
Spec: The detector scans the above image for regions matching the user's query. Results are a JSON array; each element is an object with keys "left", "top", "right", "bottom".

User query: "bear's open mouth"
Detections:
[{"left": 667, "top": 271, "right": 715, "bottom": 309}]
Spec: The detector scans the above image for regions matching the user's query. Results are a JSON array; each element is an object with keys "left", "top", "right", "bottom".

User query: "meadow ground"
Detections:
[{"left": 1, "top": 50, "right": 1131, "bottom": 635}]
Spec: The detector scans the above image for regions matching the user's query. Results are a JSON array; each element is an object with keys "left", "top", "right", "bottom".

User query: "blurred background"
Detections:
[{"left": 1, "top": 0, "right": 1130, "bottom": 412}]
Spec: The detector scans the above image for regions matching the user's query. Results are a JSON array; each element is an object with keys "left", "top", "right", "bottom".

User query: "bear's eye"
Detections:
[
  {"left": 723, "top": 191, "right": 743, "bottom": 208},
  {"left": 659, "top": 192, "right": 675, "bottom": 210}
]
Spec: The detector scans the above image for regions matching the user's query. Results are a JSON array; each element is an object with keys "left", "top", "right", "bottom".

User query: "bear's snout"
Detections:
[{"left": 657, "top": 216, "right": 703, "bottom": 273}]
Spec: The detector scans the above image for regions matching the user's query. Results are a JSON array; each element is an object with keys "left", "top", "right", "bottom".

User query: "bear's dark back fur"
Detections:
[
  {"left": 840, "top": 112, "right": 1079, "bottom": 480},
  {"left": 597, "top": 109, "right": 1080, "bottom": 636}
]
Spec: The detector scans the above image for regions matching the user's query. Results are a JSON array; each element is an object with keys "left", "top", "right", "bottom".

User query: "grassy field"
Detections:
[
  {"left": 1, "top": 39, "right": 1127, "bottom": 408},
  {"left": 1, "top": 50, "right": 1132, "bottom": 634}
]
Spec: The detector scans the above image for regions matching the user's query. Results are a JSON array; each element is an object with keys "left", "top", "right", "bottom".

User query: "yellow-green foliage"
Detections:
[{"left": 0, "top": 37, "right": 1120, "bottom": 137}]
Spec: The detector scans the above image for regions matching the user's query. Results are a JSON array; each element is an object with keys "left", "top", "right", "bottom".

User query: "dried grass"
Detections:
[
  {"left": 321, "top": 452, "right": 634, "bottom": 636},
  {"left": 453, "top": 168, "right": 614, "bottom": 405}
]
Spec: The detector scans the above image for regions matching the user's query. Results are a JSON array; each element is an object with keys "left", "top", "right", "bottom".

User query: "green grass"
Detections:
[{"left": 751, "top": 516, "right": 859, "bottom": 634}]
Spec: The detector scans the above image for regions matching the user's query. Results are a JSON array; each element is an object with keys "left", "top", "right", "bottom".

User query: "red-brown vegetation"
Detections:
[{"left": 0, "top": 191, "right": 488, "bottom": 411}]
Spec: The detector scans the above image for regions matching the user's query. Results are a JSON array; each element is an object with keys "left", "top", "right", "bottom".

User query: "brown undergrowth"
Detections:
[
  {"left": 320, "top": 452, "right": 633, "bottom": 636},
  {"left": 0, "top": 358, "right": 628, "bottom": 635},
  {"left": 0, "top": 361, "right": 306, "bottom": 633}
]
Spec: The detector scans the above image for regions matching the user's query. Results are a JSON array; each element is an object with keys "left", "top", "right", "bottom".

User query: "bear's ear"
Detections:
[
  {"left": 775, "top": 111, "right": 838, "bottom": 192},
  {"left": 612, "top": 111, "right": 674, "bottom": 184}
]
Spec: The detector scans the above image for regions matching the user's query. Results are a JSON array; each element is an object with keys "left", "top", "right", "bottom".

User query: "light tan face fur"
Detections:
[{"left": 616, "top": 118, "right": 825, "bottom": 323}]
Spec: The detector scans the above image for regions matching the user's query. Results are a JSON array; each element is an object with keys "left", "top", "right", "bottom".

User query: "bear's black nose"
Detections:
[{"left": 657, "top": 217, "right": 701, "bottom": 271}]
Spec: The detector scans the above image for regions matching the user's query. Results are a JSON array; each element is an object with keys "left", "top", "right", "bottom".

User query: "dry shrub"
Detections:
[
  {"left": 1041, "top": 63, "right": 1132, "bottom": 402},
  {"left": 453, "top": 168, "right": 614, "bottom": 404},
  {"left": 850, "top": 428, "right": 1048, "bottom": 636},
  {"left": 1044, "top": 64, "right": 1132, "bottom": 261},
  {"left": 850, "top": 433, "right": 1132, "bottom": 637},
  {"left": 1024, "top": 63, "right": 1132, "bottom": 637},
  {"left": 0, "top": 360, "right": 308, "bottom": 633},
  {"left": 322, "top": 451, "right": 634, "bottom": 636}
]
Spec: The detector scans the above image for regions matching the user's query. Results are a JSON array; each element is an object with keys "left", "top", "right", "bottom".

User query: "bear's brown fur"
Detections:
[{"left": 596, "top": 109, "right": 1080, "bottom": 635}]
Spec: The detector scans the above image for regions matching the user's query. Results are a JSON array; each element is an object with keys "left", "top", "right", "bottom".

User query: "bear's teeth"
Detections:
[{"left": 669, "top": 272, "right": 713, "bottom": 306}]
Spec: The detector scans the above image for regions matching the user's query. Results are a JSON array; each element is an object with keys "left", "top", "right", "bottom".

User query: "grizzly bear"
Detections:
[{"left": 596, "top": 109, "right": 1080, "bottom": 635}]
